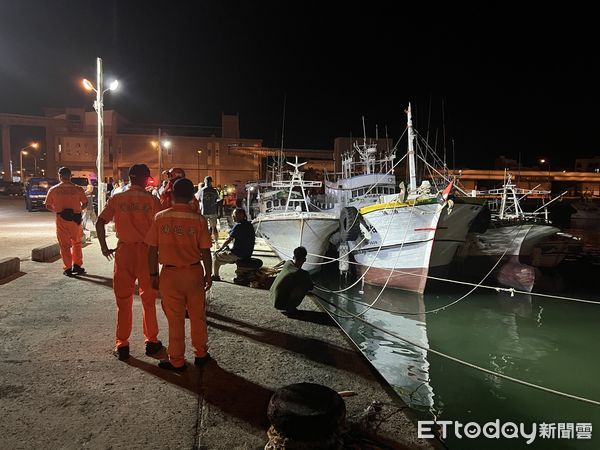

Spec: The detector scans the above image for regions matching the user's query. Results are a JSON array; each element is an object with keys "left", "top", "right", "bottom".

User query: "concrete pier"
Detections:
[{"left": 0, "top": 235, "right": 434, "bottom": 449}]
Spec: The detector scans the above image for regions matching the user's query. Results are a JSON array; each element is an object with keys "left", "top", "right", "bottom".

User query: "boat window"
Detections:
[
  {"left": 358, "top": 188, "right": 365, "bottom": 196},
  {"left": 267, "top": 201, "right": 272, "bottom": 209}
]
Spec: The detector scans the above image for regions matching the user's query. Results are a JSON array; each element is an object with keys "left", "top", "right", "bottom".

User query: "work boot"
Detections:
[
  {"left": 113, "top": 346, "right": 130, "bottom": 361},
  {"left": 145, "top": 340, "right": 163, "bottom": 356},
  {"left": 71, "top": 264, "right": 86, "bottom": 275},
  {"left": 158, "top": 359, "right": 186, "bottom": 372},
  {"left": 63, "top": 268, "right": 74, "bottom": 277},
  {"left": 194, "top": 353, "right": 211, "bottom": 367}
]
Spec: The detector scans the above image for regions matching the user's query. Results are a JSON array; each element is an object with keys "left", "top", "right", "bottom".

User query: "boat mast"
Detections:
[
  {"left": 277, "top": 94, "right": 287, "bottom": 182},
  {"left": 407, "top": 103, "right": 417, "bottom": 191}
]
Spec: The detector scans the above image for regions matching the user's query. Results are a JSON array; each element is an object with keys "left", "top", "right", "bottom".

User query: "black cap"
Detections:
[
  {"left": 173, "top": 178, "right": 194, "bottom": 199},
  {"left": 129, "top": 163, "right": 150, "bottom": 179},
  {"left": 58, "top": 166, "right": 71, "bottom": 177}
]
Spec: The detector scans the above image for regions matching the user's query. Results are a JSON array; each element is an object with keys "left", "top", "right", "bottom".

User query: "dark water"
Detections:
[{"left": 314, "top": 219, "right": 600, "bottom": 449}]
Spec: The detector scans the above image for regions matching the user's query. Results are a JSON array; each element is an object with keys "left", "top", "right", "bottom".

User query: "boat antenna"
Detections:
[
  {"left": 442, "top": 97, "right": 447, "bottom": 175},
  {"left": 407, "top": 103, "right": 417, "bottom": 192},
  {"left": 361, "top": 115, "right": 367, "bottom": 148},
  {"left": 278, "top": 94, "right": 287, "bottom": 180},
  {"left": 452, "top": 138, "right": 455, "bottom": 170},
  {"left": 426, "top": 93, "right": 432, "bottom": 146}
]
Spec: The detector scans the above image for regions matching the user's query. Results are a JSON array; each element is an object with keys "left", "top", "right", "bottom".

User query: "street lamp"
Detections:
[
  {"left": 152, "top": 138, "right": 172, "bottom": 179},
  {"left": 20, "top": 151, "right": 28, "bottom": 183},
  {"left": 197, "top": 150, "right": 202, "bottom": 182},
  {"left": 82, "top": 57, "right": 119, "bottom": 214},
  {"left": 539, "top": 159, "right": 551, "bottom": 189},
  {"left": 18, "top": 143, "right": 39, "bottom": 183}
]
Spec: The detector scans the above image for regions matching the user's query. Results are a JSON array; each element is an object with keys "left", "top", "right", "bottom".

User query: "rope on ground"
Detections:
[{"left": 313, "top": 293, "right": 600, "bottom": 407}]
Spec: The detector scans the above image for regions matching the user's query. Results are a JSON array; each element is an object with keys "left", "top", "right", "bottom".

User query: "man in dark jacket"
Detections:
[
  {"left": 211, "top": 208, "right": 255, "bottom": 281},
  {"left": 270, "top": 246, "right": 313, "bottom": 313}
]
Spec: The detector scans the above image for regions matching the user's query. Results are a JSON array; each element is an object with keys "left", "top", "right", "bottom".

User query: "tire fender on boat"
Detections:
[{"left": 340, "top": 206, "right": 360, "bottom": 241}]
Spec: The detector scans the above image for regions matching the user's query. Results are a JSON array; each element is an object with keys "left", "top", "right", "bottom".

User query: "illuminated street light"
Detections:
[
  {"left": 17, "top": 143, "right": 39, "bottom": 183},
  {"left": 539, "top": 159, "right": 551, "bottom": 188},
  {"left": 81, "top": 57, "right": 119, "bottom": 214},
  {"left": 20, "top": 151, "right": 28, "bottom": 183},
  {"left": 151, "top": 135, "right": 171, "bottom": 177}
]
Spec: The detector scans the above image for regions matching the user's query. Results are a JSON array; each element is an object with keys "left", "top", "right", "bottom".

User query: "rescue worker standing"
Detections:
[
  {"left": 199, "top": 176, "right": 220, "bottom": 247},
  {"left": 95, "top": 164, "right": 163, "bottom": 361},
  {"left": 146, "top": 178, "right": 213, "bottom": 371},
  {"left": 44, "top": 166, "right": 88, "bottom": 276}
]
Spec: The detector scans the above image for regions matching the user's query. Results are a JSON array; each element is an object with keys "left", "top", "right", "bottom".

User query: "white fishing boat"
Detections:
[
  {"left": 455, "top": 172, "right": 580, "bottom": 291},
  {"left": 342, "top": 104, "right": 486, "bottom": 293},
  {"left": 252, "top": 159, "right": 339, "bottom": 272}
]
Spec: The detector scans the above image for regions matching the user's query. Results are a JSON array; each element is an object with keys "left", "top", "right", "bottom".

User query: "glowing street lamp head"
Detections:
[
  {"left": 82, "top": 79, "right": 95, "bottom": 91},
  {"left": 151, "top": 141, "right": 158, "bottom": 148},
  {"left": 31, "top": 143, "right": 39, "bottom": 149},
  {"left": 540, "top": 159, "right": 546, "bottom": 164},
  {"left": 109, "top": 80, "right": 119, "bottom": 91},
  {"left": 162, "top": 140, "right": 172, "bottom": 149},
  {"left": 21, "top": 150, "right": 28, "bottom": 155},
  {"left": 197, "top": 150, "right": 202, "bottom": 154}
]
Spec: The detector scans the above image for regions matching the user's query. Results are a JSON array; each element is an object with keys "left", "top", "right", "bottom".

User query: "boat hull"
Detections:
[
  {"left": 253, "top": 214, "right": 339, "bottom": 273},
  {"left": 453, "top": 223, "right": 575, "bottom": 291},
  {"left": 351, "top": 200, "right": 483, "bottom": 293}
]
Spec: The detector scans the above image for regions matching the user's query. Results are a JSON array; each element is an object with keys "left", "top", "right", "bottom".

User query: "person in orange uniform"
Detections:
[
  {"left": 159, "top": 167, "right": 200, "bottom": 213},
  {"left": 146, "top": 178, "right": 213, "bottom": 371},
  {"left": 44, "top": 166, "right": 89, "bottom": 277},
  {"left": 95, "top": 164, "right": 163, "bottom": 361}
]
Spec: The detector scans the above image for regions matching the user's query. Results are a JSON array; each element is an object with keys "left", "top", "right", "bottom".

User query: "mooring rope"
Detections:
[{"left": 313, "top": 293, "right": 600, "bottom": 407}]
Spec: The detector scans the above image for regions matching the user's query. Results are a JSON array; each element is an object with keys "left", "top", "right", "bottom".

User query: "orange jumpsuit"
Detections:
[
  {"left": 145, "top": 204, "right": 212, "bottom": 368},
  {"left": 44, "top": 181, "right": 88, "bottom": 270},
  {"left": 98, "top": 185, "right": 162, "bottom": 349}
]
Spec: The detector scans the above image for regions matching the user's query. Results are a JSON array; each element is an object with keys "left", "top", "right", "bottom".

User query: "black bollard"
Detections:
[{"left": 266, "top": 383, "right": 346, "bottom": 449}]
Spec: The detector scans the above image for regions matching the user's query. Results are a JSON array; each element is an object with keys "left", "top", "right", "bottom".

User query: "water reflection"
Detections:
[
  {"left": 314, "top": 282, "right": 434, "bottom": 410},
  {"left": 315, "top": 274, "right": 600, "bottom": 449}
]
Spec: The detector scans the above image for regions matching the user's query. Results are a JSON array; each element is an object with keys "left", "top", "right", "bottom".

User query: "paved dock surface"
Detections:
[{"left": 0, "top": 235, "right": 434, "bottom": 449}]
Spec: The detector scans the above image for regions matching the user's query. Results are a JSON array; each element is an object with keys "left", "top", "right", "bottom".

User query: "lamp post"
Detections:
[
  {"left": 20, "top": 151, "right": 27, "bottom": 183},
  {"left": 540, "top": 159, "right": 551, "bottom": 189},
  {"left": 152, "top": 137, "right": 171, "bottom": 186},
  {"left": 82, "top": 57, "right": 119, "bottom": 214},
  {"left": 18, "top": 143, "right": 39, "bottom": 183}
]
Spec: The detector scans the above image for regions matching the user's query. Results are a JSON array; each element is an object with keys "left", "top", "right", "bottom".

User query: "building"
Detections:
[
  {"left": 575, "top": 156, "right": 600, "bottom": 173},
  {"left": 1, "top": 109, "right": 263, "bottom": 185},
  {"left": 0, "top": 109, "right": 337, "bottom": 187}
]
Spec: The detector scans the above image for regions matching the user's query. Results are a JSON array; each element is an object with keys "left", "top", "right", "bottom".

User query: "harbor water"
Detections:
[{"left": 314, "top": 219, "right": 600, "bottom": 449}]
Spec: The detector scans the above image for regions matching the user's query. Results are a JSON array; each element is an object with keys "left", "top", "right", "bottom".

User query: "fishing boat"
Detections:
[
  {"left": 252, "top": 158, "right": 339, "bottom": 272},
  {"left": 454, "top": 172, "right": 580, "bottom": 291},
  {"left": 341, "top": 104, "right": 486, "bottom": 293}
]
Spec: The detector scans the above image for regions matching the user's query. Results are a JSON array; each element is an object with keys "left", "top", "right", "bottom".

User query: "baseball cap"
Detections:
[
  {"left": 58, "top": 166, "right": 71, "bottom": 177},
  {"left": 173, "top": 178, "right": 194, "bottom": 199},
  {"left": 129, "top": 163, "right": 150, "bottom": 179}
]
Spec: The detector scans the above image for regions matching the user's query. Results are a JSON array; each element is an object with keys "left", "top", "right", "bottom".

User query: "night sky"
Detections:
[{"left": 1, "top": 1, "right": 598, "bottom": 169}]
